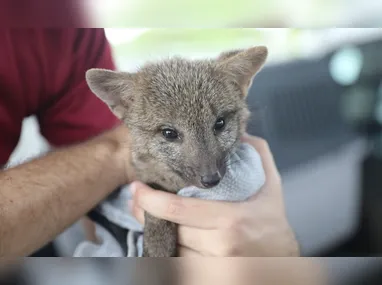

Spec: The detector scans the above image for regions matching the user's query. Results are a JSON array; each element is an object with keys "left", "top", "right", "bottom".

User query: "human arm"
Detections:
[
  {"left": 129, "top": 134, "right": 299, "bottom": 257},
  {"left": 0, "top": 125, "right": 132, "bottom": 257}
]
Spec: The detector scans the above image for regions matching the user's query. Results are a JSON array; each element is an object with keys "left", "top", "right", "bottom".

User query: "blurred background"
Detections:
[
  {"left": 3, "top": 0, "right": 382, "bottom": 284},
  {"left": 88, "top": 0, "right": 382, "bottom": 27}
]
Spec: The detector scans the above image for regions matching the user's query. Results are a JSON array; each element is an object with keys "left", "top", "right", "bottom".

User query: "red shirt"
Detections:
[{"left": 0, "top": 29, "right": 120, "bottom": 165}]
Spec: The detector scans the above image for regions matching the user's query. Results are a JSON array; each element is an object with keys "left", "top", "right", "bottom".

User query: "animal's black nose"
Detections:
[{"left": 201, "top": 172, "right": 221, "bottom": 188}]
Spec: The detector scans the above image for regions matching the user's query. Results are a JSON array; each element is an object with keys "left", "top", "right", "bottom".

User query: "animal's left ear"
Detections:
[
  {"left": 216, "top": 49, "right": 244, "bottom": 61},
  {"left": 216, "top": 46, "right": 268, "bottom": 96}
]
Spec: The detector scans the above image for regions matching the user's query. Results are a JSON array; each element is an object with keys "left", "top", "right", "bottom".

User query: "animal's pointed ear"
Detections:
[
  {"left": 216, "top": 49, "right": 244, "bottom": 61},
  {"left": 86, "top": 68, "right": 134, "bottom": 118},
  {"left": 216, "top": 46, "right": 268, "bottom": 96}
]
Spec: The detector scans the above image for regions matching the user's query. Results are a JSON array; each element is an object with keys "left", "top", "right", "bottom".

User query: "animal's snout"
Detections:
[{"left": 200, "top": 172, "right": 222, "bottom": 188}]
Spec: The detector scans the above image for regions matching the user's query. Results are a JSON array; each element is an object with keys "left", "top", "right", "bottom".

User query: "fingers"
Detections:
[
  {"left": 130, "top": 201, "right": 245, "bottom": 257},
  {"left": 178, "top": 224, "right": 253, "bottom": 257},
  {"left": 128, "top": 201, "right": 206, "bottom": 257},
  {"left": 130, "top": 181, "right": 237, "bottom": 229},
  {"left": 129, "top": 200, "right": 221, "bottom": 256},
  {"left": 177, "top": 226, "right": 214, "bottom": 255},
  {"left": 178, "top": 245, "right": 203, "bottom": 257}
]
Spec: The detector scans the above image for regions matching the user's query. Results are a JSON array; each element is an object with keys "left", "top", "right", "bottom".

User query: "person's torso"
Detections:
[{"left": 0, "top": 29, "right": 72, "bottom": 165}]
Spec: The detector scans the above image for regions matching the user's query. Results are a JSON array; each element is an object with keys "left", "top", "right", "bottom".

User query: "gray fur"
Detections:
[{"left": 86, "top": 46, "right": 268, "bottom": 257}]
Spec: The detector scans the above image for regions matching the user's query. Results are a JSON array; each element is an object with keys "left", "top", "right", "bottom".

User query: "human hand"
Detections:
[
  {"left": 129, "top": 134, "right": 299, "bottom": 256},
  {"left": 101, "top": 124, "right": 136, "bottom": 183}
]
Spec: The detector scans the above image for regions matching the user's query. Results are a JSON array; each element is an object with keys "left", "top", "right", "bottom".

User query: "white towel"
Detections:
[{"left": 73, "top": 143, "right": 266, "bottom": 257}]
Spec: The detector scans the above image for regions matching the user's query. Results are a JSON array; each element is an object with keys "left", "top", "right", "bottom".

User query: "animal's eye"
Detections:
[
  {"left": 214, "top": 117, "right": 225, "bottom": 132},
  {"left": 162, "top": 128, "right": 179, "bottom": 141}
]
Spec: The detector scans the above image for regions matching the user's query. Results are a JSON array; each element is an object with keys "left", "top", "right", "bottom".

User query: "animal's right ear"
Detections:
[{"left": 86, "top": 69, "right": 134, "bottom": 118}]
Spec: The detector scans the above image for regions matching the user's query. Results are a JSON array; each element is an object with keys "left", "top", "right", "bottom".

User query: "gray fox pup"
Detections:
[{"left": 86, "top": 46, "right": 268, "bottom": 257}]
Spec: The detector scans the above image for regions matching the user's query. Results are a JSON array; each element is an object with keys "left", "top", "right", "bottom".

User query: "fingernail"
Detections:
[{"left": 130, "top": 182, "right": 138, "bottom": 195}]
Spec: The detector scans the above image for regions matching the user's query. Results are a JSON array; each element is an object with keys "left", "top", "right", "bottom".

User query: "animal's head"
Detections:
[{"left": 86, "top": 46, "right": 268, "bottom": 189}]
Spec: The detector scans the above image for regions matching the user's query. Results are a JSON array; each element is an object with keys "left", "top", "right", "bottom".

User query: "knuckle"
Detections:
[
  {"left": 134, "top": 186, "right": 144, "bottom": 203},
  {"left": 164, "top": 196, "right": 183, "bottom": 220},
  {"left": 224, "top": 208, "right": 247, "bottom": 231},
  {"left": 216, "top": 211, "right": 247, "bottom": 256},
  {"left": 216, "top": 231, "right": 242, "bottom": 256}
]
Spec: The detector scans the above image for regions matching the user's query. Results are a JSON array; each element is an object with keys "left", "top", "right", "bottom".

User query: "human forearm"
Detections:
[{"left": 0, "top": 125, "right": 132, "bottom": 256}]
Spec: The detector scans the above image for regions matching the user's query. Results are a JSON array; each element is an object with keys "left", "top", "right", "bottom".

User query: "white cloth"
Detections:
[{"left": 73, "top": 143, "right": 266, "bottom": 257}]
